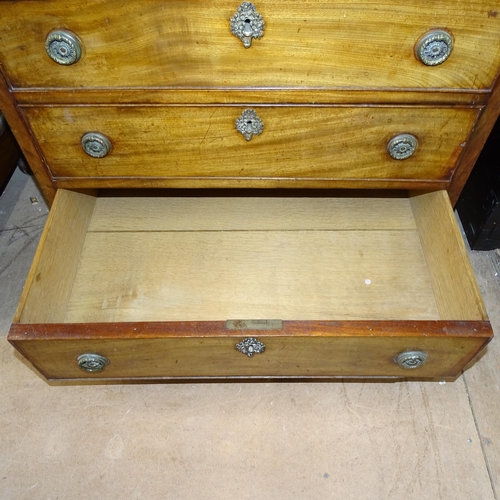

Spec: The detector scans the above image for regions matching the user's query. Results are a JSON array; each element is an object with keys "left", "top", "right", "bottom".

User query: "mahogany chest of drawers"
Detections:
[{"left": 1, "top": 0, "right": 498, "bottom": 382}]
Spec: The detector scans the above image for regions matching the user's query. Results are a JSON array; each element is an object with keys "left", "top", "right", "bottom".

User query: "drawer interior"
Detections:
[{"left": 13, "top": 189, "right": 487, "bottom": 326}]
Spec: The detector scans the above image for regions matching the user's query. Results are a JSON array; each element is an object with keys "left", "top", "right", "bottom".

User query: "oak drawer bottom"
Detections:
[{"left": 8, "top": 190, "right": 493, "bottom": 382}]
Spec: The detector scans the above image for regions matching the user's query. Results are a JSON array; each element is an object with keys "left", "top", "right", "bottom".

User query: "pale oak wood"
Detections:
[
  {"left": 1, "top": 1, "right": 499, "bottom": 90},
  {"left": 64, "top": 229, "right": 438, "bottom": 323},
  {"left": 15, "top": 190, "right": 96, "bottom": 324},
  {"left": 410, "top": 190, "right": 487, "bottom": 320},
  {"left": 58, "top": 195, "right": 436, "bottom": 323},
  {"left": 88, "top": 197, "right": 417, "bottom": 232},
  {"left": 15, "top": 192, "right": 492, "bottom": 327},
  {"left": 22, "top": 106, "right": 478, "bottom": 181}
]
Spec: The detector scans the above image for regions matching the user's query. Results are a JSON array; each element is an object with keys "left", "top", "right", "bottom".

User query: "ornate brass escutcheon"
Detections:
[
  {"left": 230, "top": 2, "right": 265, "bottom": 48},
  {"left": 236, "top": 337, "right": 266, "bottom": 357},
  {"left": 236, "top": 108, "right": 264, "bottom": 141}
]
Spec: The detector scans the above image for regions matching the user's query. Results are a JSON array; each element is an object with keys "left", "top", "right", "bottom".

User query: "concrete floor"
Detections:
[{"left": 1, "top": 169, "right": 499, "bottom": 500}]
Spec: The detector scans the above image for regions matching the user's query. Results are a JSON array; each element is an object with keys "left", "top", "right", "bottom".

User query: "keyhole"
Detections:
[{"left": 242, "top": 17, "right": 253, "bottom": 37}]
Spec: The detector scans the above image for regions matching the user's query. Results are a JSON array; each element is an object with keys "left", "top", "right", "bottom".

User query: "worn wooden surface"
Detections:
[
  {"left": 1, "top": 0, "right": 500, "bottom": 89},
  {"left": 2, "top": 0, "right": 500, "bottom": 203},
  {"left": 8, "top": 191, "right": 493, "bottom": 380},
  {"left": 23, "top": 106, "right": 478, "bottom": 182},
  {"left": 448, "top": 70, "right": 500, "bottom": 206},
  {"left": 88, "top": 196, "right": 418, "bottom": 231},
  {"left": 410, "top": 191, "right": 487, "bottom": 321},
  {"left": 0, "top": 69, "right": 55, "bottom": 205},
  {"left": 9, "top": 194, "right": 437, "bottom": 325},
  {"left": 1, "top": 171, "right": 499, "bottom": 498},
  {"left": 12, "top": 88, "right": 492, "bottom": 106},
  {"left": 15, "top": 192, "right": 488, "bottom": 326},
  {"left": 10, "top": 331, "right": 490, "bottom": 380},
  {"left": 15, "top": 190, "right": 96, "bottom": 324},
  {"left": 465, "top": 249, "right": 500, "bottom": 496}
]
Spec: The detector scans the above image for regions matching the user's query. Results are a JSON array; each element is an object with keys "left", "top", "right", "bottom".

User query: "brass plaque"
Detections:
[{"left": 226, "top": 319, "right": 283, "bottom": 331}]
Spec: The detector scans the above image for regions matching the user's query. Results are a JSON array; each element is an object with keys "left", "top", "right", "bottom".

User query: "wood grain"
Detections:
[
  {"left": 10, "top": 319, "right": 494, "bottom": 340},
  {"left": 1, "top": 0, "right": 500, "bottom": 90},
  {"left": 0, "top": 68, "right": 55, "bottom": 204},
  {"left": 410, "top": 190, "right": 488, "bottom": 321},
  {"left": 14, "top": 190, "right": 96, "bottom": 324},
  {"left": 54, "top": 176, "right": 451, "bottom": 191},
  {"left": 8, "top": 321, "right": 491, "bottom": 380},
  {"left": 65, "top": 229, "right": 438, "bottom": 323},
  {"left": 23, "top": 106, "right": 478, "bottom": 182},
  {"left": 88, "top": 196, "right": 417, "bottom": 232},
  {"left": 10, "top": 191, "right": 493, "bottom": 379},
  {"left": 13, "top": 88, "right": 490, "bottom": 106},
  {"left": 448, "top": 72, "right": 500, "bottom": 206},
  {"left": 54, "top": 195, "right": 434, "bottom": 323},
  {"left": 463, "top": 249, "right": 500, "bottom": 495}
]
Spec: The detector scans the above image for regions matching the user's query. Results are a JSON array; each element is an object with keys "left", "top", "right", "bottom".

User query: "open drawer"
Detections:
[{"left": 8, "top": 190, "right": 492, "bottom": 382}]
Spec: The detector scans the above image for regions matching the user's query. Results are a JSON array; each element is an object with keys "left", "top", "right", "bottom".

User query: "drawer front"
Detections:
[
  {"left": 1, "top": 1, "right": 500, "bottom": 90},
  {"left": 7, "top": 190, "right": 493, "bottom": 382},
  {"left": 23, "top": 106, "right": 478, "bottom": 182},
  {"left": 9, "top": 322, "right": 491, "bottom": 381}
]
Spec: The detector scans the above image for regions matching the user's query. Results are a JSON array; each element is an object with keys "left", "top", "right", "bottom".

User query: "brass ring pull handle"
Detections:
[
  {"left": 387, "top": 133, "right": 418, "bottom": 160},
  {"left": 81, "top": 132, "right": 112, "bottom": 158},
  {"left": 236, "top": 109, "right": 264, "bottom": 141},
  {"left": 45, "top": 29, "right": 82, "bottom": 65},
  {"left": 230, "top": 2, "right": 265, "bottom": 48},
  {"left": 236, "top": 337, "right": 266, "bottom": 357},
  {"left": 395, "top": 351, "right": 427, "bottom": 370},
  {"left": 416, "top": 30, "right": 453, "bottom": 66},
  {"left": 77, "top": 354, "right": 110, "bottom": 373}
]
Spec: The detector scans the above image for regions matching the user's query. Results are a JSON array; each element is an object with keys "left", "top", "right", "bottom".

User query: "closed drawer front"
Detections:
[
  {"left": 1, "top": 0, "right": 499, "bottom": 89},
  {"left": 24, "top": 106, "right": 478, "bottom": 182},
  {"left": 8, "top": 190, "right": 493, "bottom": 382}
]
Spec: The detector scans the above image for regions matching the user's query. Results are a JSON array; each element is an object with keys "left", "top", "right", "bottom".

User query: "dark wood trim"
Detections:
[
  {"left": 54, "top": 177, "right": 451, "bottom": 191},
  {"left": 448, "top": 74, "right": 500, "bottom": 206},
  {"left": 0, "top": 66, "right": 55, "bottom": 205},
  {"left": 12, "top": 87, "right": 489, "bottom": 106},
  {"left": 9, "top": 320, "right": 493, "bottom": 341}
]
